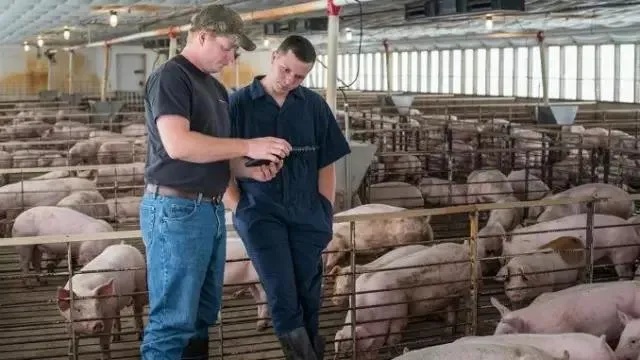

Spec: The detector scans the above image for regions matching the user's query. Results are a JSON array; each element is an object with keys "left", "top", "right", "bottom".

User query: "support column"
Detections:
[
  {"left": 168, "top": 27, "right": 178, "bottom": 59},
  {"left": 537, "top": 31, "right": 549, "bottom": 104},
  {"left": 101, "top": 45, "right": 111, "bottom": 101},
  {"left": 68, "top": 50, "right": 74, "bottom": 94},
  {"left": 325, "top": 0, "right": 341, "bottom": 115}
]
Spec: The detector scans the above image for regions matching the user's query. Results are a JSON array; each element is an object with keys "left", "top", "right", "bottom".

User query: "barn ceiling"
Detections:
[{"left": 4, "top": 0, "right": 640, "bottom": 53}]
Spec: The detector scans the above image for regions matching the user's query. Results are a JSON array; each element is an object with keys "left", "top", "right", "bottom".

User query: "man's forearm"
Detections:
[
  {"left": 169, "top": 131, "right": 249, "bottom": 163},
  {"left": 318, "top": 164, "right": 336, "bottom": 205}
]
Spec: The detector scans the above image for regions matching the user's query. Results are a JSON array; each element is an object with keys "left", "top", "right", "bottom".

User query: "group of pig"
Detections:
[{"left": 318, "top": 167, "right": 640, "bottom": 359}]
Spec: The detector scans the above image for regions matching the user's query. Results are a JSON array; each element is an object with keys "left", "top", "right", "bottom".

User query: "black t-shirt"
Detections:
[{"left": 143, "top": 54, "right": 231, "bottom": 196}]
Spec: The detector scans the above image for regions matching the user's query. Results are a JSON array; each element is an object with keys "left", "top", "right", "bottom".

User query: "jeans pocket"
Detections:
[
  {"left": 162, "top": 198, "right": 199, "bottom": 222},
  {"left": 139, "top": 199, "right": 156, "bottom": 247}
]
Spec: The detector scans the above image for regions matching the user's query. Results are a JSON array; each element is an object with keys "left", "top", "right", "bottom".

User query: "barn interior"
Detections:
[{"left": 1, "top": 0, "right": 640, "bottom": 359}]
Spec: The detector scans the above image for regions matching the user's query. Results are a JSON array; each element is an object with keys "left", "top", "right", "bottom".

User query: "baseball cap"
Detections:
[{"left": 190, "top": 4, "right": 256, "bottom": 51}]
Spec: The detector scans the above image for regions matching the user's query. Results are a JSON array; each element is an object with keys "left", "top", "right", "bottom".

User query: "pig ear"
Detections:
[
  {"left": 57, "top": 287, "right": 71, "bottom": 312},
  {"left": 490, "top": 296, "right": 511, "bottom": 317},
  {"left": 618, "top": 309, "right": 634, "bottom": 326},
  {"left": 559, "top": 350, "right": 570, "bottom": 360},
  {"left": 516, "top": 265, "right": 528, "bottom": 281},
  {"left": 94, "top": 278, "right": 115, "bottom": 298},
  {"left": 494, "top": 265, "right": 509, "bottom": 282}
]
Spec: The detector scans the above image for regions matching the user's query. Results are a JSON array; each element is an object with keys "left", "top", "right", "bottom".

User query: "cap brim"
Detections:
[{"left": 236, "top": 33, "right": 256, "bottom": 51}]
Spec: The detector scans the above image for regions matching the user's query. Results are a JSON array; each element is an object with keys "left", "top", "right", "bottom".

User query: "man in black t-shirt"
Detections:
[{"left": 140, "top": 5, "right": 292, "bottom": 360}]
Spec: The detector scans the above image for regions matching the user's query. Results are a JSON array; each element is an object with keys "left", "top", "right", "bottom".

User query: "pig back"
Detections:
[
  {"left": 398, "top": 243, "right": 473, "bottom": 315},
  {"left": 395, "top": 342, "right": 561, "bottom": 359}
]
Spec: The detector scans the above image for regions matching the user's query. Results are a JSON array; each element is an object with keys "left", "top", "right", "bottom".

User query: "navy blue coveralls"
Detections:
[{"left": 229, "top": 76, "right": 351, "bottom": 341}]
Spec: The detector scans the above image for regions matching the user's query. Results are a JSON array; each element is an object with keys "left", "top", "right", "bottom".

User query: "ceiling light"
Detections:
[
  {"left": 345, "top": 28, "right": 353, "bottom": 41},
  {"left": 109, "top": 11, "right": 118, "bottom": 27},
  {"left": 37, "top": 35, "right": 44, "bottom": 48},
  {"left": 23, "top": 41, "right": 30, "bottom": 52},
  {"left": 63, "top": 27, "right": 70, "bottom": 40},
  {"left": 263, "top": 38, "right": 269, "bottom": 47},
  {"left": 485, "top": 15, "right": 493, "bottom": 30}
]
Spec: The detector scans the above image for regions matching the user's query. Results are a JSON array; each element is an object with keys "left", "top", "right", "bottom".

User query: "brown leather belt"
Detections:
[{"left": 145, "top": 184, "right": 223, "bottom": 204}]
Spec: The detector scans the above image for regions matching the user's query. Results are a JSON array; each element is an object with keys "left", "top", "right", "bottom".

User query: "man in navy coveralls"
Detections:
[{"left": 224, "top": 35, "right": 351, "bottom": 359}]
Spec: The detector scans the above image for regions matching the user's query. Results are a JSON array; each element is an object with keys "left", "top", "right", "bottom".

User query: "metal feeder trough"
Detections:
[
  {"left": 378, "top": 93, "right": 415, "bottom": 116},
  {"left": 535, "top": 104, "right": 579, "bottom": 125},
  {"left": 38, "top": 90, "right": 60, "bottom": 101},
  {"left": 88, "top": 100, "right": 126, "bottom": 129},
  {"left": 60, "top": 93, "right": 84, "bottom": 106},
  {"left": 335, "top": 140, "right": 378, "bottom": 206}
]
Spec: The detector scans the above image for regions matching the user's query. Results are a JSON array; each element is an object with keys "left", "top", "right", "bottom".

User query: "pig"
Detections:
[
  {"left": 120, "top": 123, "right": 146, "bottom": 137},
  {"left": 393, "top": 342, "right": 566, "bottom": 360},
  {"left": 486, "top": 196, "right": 524, "bottom": 231},
  {"left": 333, "top": 242, "right": 474, "bottom": 359},
  {"left": 536, "top": 183, "right": 634, "bottom": 223},
  {"left": 495, "top": 236, "right": 585, "bottom": 304},
  {"left": 379, "top": 154, "right": 423, "bottom": 184},
  {"left": 490, "top": 280, "right": 640, "bottom": 343},
  {"left": 67, "top": 139, "right": 103, "bottom": 165},
  {"left": 454, "top": 333, "right": 615, "bottom": 360},
  {"left": 57, "top": 243, "right": 147, "bottom": 360},
  {"left": 467, "top": 221, "right": 506, "bottom": 276},
  {"left": 615, "top": 310, "right": 640, "bottom": 360},
  {"left": 0, "top": 177, "right": 97, "bottom": 217},
  {"left": 4, "top": 120, "right": 52, "bottom": 139},
  {"left": 507, "top": 169, "right": 551, "bottom": 201},
  {"left": 57, "top": 190, "right": 110, "bottom": 219},
  {"left": 42, "top": 124, "right": 93, "bottom": 140},
  {"left": 327, "top": 244, "right": 428, "bottom": 307},
  {"left": 419, "top": 177, "right": 468, "bottom": 206},
  {"left": 224, "top": 237, "right": 270, "bottom": 331},
  {"left": 325, "top": 204, "right": 433, "bottom": 271},
  {"left": 31, "top": 170, "right": 72, "bottom": 180},
  {"left": 105, "top": 196, "right": 141, "bottom": 221},
  {"left": 501, "top": 214, "right": 640, "bottom": 279},
  {"left": 466, "top": 169, "right": 514, "bottom": 204},
  {"left": 13, "top": 206, "right": 118, "bottom": 286},
  {"left": 96, "top": 140, "right": 136, "bottom": 164},
  {"left": 94, "top": 162, "right": 145, "bottom": 187}
]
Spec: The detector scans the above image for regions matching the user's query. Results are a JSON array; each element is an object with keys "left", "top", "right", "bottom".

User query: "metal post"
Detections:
[
  {"left": 47, "top": 58, "right": 53, "bottom": 91},
  {"left": 326, "top": 0, "right": 341, "bottom": 115},
  {"left": 467, "top": 210, "right": 479, "bottom": 336},
  {"left": 68, "top": 50, "right": 74, "bottom": 94},
  {"left": 349, "top": 220, "right": 357, "bottom": 360},
  {"left": 101, "top": 45, "right": 111, "bottom": 101},
  {"left": 537, "top": 31, "right": 549, "bottom": 105}
]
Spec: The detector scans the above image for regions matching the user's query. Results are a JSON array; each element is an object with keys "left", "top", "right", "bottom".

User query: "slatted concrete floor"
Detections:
[{"left": 0, "top": 214, "right": 508, "bottom": 360}]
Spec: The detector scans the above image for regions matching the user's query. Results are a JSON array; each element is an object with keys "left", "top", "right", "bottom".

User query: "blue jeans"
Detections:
[{"left": 139, "top": 191, "right": 226, "bottom": 360}]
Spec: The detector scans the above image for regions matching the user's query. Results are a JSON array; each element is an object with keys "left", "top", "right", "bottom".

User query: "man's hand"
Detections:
[
  {"left": 246, "top": 137, "right": 292, "bottom": 163},
  {"left": 247, "top": 159, "right": 283, "bottom": 182}
]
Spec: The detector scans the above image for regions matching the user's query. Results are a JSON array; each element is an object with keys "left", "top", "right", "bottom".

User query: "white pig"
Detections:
[
  {"left": 327, "top": 244, "right": 428, "bottom": 307},
  {"left": 507, "top": 169, "right": 551, "bottom": 201},
  {"left": 105, "top": 196, "right": 141, "bottom": 221},
  {"left": 325, "top": 204, "right": 433, "bottom": 271},
  {"left": 13, "top": 206, "right": 118, "bottom": 286},
  {"left": 454, "top": 333, "right": 615, "bottom": 360},
  {"left": 495, "top": 236, "right": 585, "bottom": 304},
  {"left": 490, "top": 280, "right": 640, "bottom": 342},
  {"left": 536, "top": 183, "right": 634, "bottom": 223},
  {"left": 56, "top": 243, "right": 147, "bottom": 360},
  {"left": 56, "top": 190, "right": 110, "bottom": 219},
  {"left": 0, "top": 177, "right": 96, "bottom": 217},
  {"left": 467, "top": 169, "right": 514, "bottom": 204},
  {"left": 615, "top": 310, "right": 640, "bottom": 360},
  {"left": 502, "top": 214, "right": 640, "bottom": 279},
  {"left": 333, "top": 242, "right": 473, "bottom": 359},
  {"left": 395, "top": 342, "right": 567, "bottom": 360}
]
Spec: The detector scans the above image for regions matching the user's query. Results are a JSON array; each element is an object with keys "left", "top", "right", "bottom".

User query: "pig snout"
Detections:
[{"left": 91, "top": 321, "right": 104, "bottom": 333}]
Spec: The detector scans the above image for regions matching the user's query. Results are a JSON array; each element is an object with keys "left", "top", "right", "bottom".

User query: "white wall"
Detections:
[{"left": 0, "top": 44, "right": 274, "bottom": 96}]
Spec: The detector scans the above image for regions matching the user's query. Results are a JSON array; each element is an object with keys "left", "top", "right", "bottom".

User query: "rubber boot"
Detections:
[
  {"left": 181, "top": 337, "right": 209, "bottom": 360},
  {"left": 278, "top": 327, "right": 318, "bottom": 360},
  {"left": 312, "top": 335, "right": 325, "bottom": 359}
]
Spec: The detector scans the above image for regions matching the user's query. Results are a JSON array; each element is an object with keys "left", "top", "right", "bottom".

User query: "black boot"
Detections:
[
  {"left": 181, "top": 337, "right": 209, "bottom": 360},
  {"left": 312, "top": 335, "right": 325, "bottom": 359},
  {"left": 278, "top": 327, "right": 318, "bottom": 360}
]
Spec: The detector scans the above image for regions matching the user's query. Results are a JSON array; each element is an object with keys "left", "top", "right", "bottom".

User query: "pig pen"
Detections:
[{"left": 3, "top": 192, "right": 637, "bottom": 359}]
